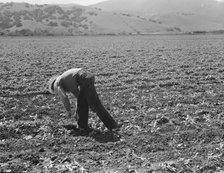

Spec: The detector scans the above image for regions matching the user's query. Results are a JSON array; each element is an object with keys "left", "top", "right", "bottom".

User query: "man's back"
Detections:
[{"left": 55, "top": 68, "right": 82, "bottom": 96}]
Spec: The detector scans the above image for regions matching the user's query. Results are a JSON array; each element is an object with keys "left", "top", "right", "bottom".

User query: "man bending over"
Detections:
[{"left": 48, "top": 68, "right": 118, "bottom": 131}]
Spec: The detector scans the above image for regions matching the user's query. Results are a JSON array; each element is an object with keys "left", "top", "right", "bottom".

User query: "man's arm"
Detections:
[{"left": 55, "top": 86, "right": 72, "bottom": 117}]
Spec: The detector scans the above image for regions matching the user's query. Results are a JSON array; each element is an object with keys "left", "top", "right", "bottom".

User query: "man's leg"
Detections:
[
  {"left": 78, "top": 72, "right": 117, "bottom": 130},
  {"left": 77, "top": 87, "right": 89, "bottom": 129}
]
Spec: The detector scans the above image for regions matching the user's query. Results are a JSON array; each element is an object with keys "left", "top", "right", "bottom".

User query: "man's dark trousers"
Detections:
[{"left": 77, "top": 73, "right": 117, "bottom": 130}]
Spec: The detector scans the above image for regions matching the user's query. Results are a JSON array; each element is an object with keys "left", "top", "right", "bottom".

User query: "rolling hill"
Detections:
[
  {"left": 0, "top": 2, "right": 172, "bottom": 36},
  {"left": 92, "top": 0, "right": 224, "bottom": 33},
  {"left": 0, "top": 0, "right": 224, "bottom": 36}
]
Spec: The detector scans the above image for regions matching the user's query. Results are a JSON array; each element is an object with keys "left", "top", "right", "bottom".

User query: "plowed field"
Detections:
[{"left": 1, "top": 35, "right": 224, "bottom": 172}]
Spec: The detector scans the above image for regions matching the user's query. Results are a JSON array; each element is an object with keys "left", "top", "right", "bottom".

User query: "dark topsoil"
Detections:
[{"left": 1, "top": 35, "right": 224, "bottom": 172}]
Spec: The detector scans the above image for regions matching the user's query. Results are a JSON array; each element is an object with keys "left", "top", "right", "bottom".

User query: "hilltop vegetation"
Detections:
[
  {"left": 0, "top": 3, "right": 90, "bottom": 36},
  {"left": 0, "top": 2, "right": 171, "bottom": 36}
]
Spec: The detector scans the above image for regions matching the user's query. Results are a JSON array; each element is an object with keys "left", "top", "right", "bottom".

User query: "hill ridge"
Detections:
[{"left": 0, "top": 1, "right": 224, "bottom": 36}]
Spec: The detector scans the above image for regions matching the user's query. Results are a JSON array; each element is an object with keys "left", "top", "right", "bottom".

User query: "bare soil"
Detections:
[{"left": 1, "top": 35, "right": 224, "bottom": 172}]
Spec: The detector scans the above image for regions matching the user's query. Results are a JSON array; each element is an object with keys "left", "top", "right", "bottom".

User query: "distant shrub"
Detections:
[
  {"left": 68, "top": 28, "right": 73, "bottom": 34},
  {"left": 0, "top": 19, "right": 13, "bottom": 29},
  {"left": 211, "top": 30, "right": 224, "bottom": 34},
  {"left": 174, "top": 27, "right": 182, "bottom": 32},
  {"left": 17, "top": 29, "right": 33, "bottom": 36},
  {"left": 48, "top": 21, "right": 58, "bottom": 27},
  {"left": 45, "top": 6, "right": 64, "bottom": 15},
  {"left": 71, "top": 16, "right": 87, "bottom": 23},
  {"left": 94, "top": 7, "right": 102, "bottom": 11},
  {"left": 24, "top": 3, "right": 30, "bottom": 8},
  {"left": 67, "top": 7, "right": 83, "bottom": 16},
  {"left": 72, "top": 7, "right": 83, "bottom": 12},
  {"left": 137, "top": 16, "right": 146, "bottom": 20},
  {"left": 121, "top": 13, "right": 132, "bottom": 17},
  {"left": 182, "top": 13, "right": 194, "bottom": 16},
  {"left": 15, "top": 22, "right": 22, "bottom": 27},
  {"left": 32, "top": 9, "right": 44, "bottom": 22},
  {"left": 3, "top": 10, "right": 12, "bottom": 18},
  {"left": 34, "top": 29, "right": 54, "bottom": 36},
  {"left": 105, "top": 33, "right": 116, "bottom": 36},
  {"left": 89, "top": 12, "right": 98, "bottom": 16},
  {"left": 49, "top": 16, "right": 56, "bottom": 20},
  {"left": 61, "top": 21, "right": 71, "bottom": 27},
  {"left": 81, "top": 24, "right": 88, "bottom": 30},
  {"left": 167, "top": 28, "right": 173, "bottom": 32},
  {"left": 73, "top": 23, "right": 78, "bottom": 27},
  {"left": 13, "top": 14, "right": 21, "bottom": 22},
  {"left": 193, "top": 31, "right": 207, "bottom": 34},
  {"left": 149, "top": 19, "right": 162, "bottom": 24},
  {"left": 75, "top": 17, "right": 87, "bottom": 23},
  {"left": 24, "top": 15, "right": 33, "bottom": 20},
  {"left": 58, "top": 14, "right": 69, "bottom": 20},
  {"left": 166, "top": 27, "right": 181, "bottom": 32},
  {"left": 36, "top": 4, "right": 45, "bottom": 8}
]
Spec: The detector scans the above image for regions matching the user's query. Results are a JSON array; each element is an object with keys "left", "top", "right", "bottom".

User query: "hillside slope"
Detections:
[
  {"left": 1, "top": 1, "right": 224, "bottom": 36},
  {"left": 0, "top": 2, "right": 174, "bottom": 36},
  {"left": 92, "top": 0, "right": 224, "bottom": 32}
]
